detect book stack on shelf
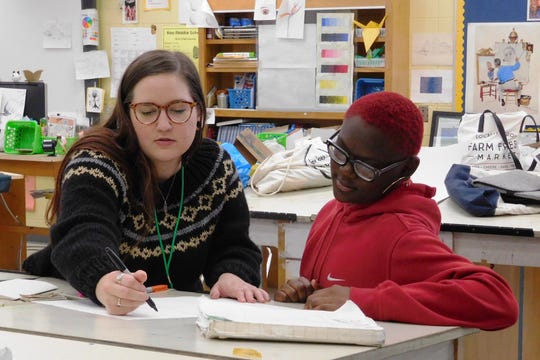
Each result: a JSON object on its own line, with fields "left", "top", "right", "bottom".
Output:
{"left": 216, "top": 120, "right": 275, "bottom": 144}
{"left": 211, "top": 52, "right": 258, "bottom": 69}
{"left": 216, "top": 26, "right": 257, "bottom": 39}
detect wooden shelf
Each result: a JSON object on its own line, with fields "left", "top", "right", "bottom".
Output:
{"left": 213, "top": 109, "right": 344, "bottom": 121}
{"left": 207, "top": 0, "right": 386, "bottom": 12}
{"left": 199, "top": 0, "right": 411, "bottom": 132}
{"left": 354, "top": 67, "right": 385, "bottom": 73}
{"left": 207, "top": 65, "right": 258, "bottom": 72}
{"left": 206, "top": 39, "right": 256, "bottom": 45}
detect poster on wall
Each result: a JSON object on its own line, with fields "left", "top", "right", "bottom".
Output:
{"left": 162, "top": 25, "right": 200, "bottom": 70}
{"left": 465, "top": 23, "right": 539, "bottom": 114}
{"left": 81, "top": 9, "right": 99, "bottom": 46}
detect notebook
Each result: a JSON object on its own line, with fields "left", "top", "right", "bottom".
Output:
{"left": 196, "top": 297, "right": 385, "bottom": 346}
{"left": 0, "top": 279, "right": 57, "bottom": 300}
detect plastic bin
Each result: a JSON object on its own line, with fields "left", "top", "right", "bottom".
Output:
{"left": 257, "top": 132, "right": 287, "bottom": 148}
{"left": 355, "top": 78, "right": 385, "bottom": 100}
{"left": 354, "top": 56, "right": 385, "bottom": 68}
{"left": 228, "top": 88, "right": 255, "bottom": 109}
{"left": 3, "top": 120, "right": 43, "bottom": 154}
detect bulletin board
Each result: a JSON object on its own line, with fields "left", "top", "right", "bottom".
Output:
{"left": 459, "top": 0, "right": 531, "bottom": 112}
{"left": 0, "top": 1, "right": 85, "bottom": 116}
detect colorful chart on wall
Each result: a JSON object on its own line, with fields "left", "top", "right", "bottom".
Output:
{"left": 315, "top": 12, "right": 353, "bottom": 109}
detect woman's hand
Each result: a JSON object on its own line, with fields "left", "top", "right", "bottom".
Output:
{"left": 274, "top": 277, "right": 318, "bottom": 303}
{"left": 305, "top": 285, "right": 350, "bottom": 311}
{"left": 209, "top": 273, "right": 270, "bottom": 303}
{"left": 96, "top": 270, "right": 150, "bottom": 315}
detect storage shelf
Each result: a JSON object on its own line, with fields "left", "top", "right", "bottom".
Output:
{"left": 206, "top": 39, "right": 256, "bottom": 45}
{"left": 213, "top": 109, "right": 344, "bottom": 121}
{"left": 207, "top": 65, "right": 258, "bottom": 72}
{"left": 354, "top": 67, "right": 385, "bottom": 73}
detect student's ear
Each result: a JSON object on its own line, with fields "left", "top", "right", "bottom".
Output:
{"left": 402, "top": 155, "right": 420, "bottom": 178}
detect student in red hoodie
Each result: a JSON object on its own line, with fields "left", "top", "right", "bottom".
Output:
{"left": 274, "top": 91, "right": 518, "bottom": 331}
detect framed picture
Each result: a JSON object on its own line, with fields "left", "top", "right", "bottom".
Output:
{"left": 429, "top": 111, "right": 463, "bottom": 146}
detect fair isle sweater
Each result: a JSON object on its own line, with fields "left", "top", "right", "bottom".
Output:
{"left": 46, "top": 139, "right": 261, "bottom": 304}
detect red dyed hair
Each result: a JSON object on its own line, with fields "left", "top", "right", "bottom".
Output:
{"left": 345, "top": 91, "right": 424, "bottom": 156}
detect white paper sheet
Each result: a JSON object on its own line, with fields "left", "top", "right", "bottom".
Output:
{"left": 74, "top": 50, "right": 110, "bottom": 80}
{"left": 413, "top": 144, "right": 465, "bottom": 203}
{"left": 258, "top": 24, "right": 316, "bottom": 68}
{"left": 0, "top": 279, "right": 57, "bottom": 300}
{"left": 37, "top": 296, "right": 201, "bottom": 320}
{"left": 257, "top": 68, "right": 316, "bottom": 110}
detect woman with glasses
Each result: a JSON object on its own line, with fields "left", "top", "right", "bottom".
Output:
{"left": 275, "top": 91, "right": 518, "bottom": 331}
{"left": 23, "top": 50, "right": 269, "bottom": 315}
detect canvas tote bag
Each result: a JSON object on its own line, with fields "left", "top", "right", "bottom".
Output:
{"left": 457, "top": 110, "right": 527, "bottom": 170}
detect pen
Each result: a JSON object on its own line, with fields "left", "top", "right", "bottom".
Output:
{"left": 146, "top": 284, "right": 169, "bottom": 293}
{"left": 105, "top": 247, "right": 158, "bottom": 312}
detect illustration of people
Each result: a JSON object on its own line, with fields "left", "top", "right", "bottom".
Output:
{"left": 124, "top": 0, "right": 136, "bottom": 22}
{"left": 486, "top": 61, "right": 497, "bottom": 81}
{"left": 496, "top": 48, "right": 521, "bottom": 106}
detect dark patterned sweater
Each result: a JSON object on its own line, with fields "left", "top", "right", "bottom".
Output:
{"left": 47, "top": 138, "right": 261, "bottom": 304}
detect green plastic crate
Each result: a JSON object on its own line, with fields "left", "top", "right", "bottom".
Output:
{"left": 3, "top": 120, "right": 43, "bottom": 154}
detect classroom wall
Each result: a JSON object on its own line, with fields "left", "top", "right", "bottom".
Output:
{"left": 0, "top": 0, "right": 85, "bottom": 117}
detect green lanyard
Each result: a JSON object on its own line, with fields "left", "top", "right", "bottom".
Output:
{"left": 153, "top": 166, "right": 184, "bottom": 289}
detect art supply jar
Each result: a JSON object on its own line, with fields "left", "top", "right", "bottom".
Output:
{"left": 217, "top": 90, "right": 228, "bottom": 108}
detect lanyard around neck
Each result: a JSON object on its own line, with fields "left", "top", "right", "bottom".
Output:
{"left": 153, "top": 166, "right": 184, "bottom": 289}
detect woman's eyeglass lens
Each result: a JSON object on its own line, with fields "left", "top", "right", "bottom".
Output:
{"left": 130, "top": 100, "right": 196, "bottom": 124}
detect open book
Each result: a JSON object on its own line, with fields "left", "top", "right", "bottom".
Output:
{"left": 196, "top": 297, "right": 385, "bottom": 346}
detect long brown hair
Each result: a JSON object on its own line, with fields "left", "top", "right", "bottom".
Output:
{"left": 46, "top": 50, "right": 207, "bottom": 225}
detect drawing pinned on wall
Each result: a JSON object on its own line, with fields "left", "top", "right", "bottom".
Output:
{"left": 410, "top": 69, "right": 453, "bottom": 103}
{"left": 0, "top": 88, "right": 26, "bottom": 151}
{"left": 276, "top": 0, "right": 305, "bottom": 39}
{"left": 81, "top": 9, "right": 99, "bottom": 46}
{"left": 86, "top": 87, "right": 105, "bottom": 113}
{"left": 179, "top": 0, "right": 219, "bottom": 28}
{"left": 123, "top": 0, "right": 138, "bottom": 24}
{"left": 43, "top": 20, "right": 72, "bottom": 49}
{"left": 412, "top": 33, "right": 454, "bottom": 66}
{"left": 254, "top": 0, "right": 276, "bottom": 21}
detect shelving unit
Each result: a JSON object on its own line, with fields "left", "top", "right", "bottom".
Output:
{"left": 198, "top": 0, "right": 410, "bottom": 129}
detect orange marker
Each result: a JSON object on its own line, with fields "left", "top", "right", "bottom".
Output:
{"left": 146, "top": 284, "right": 169, "bottom": 293}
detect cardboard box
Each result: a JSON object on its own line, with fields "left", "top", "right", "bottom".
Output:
{"left": 234, "top": 128, "right": 273, "bottom": 164}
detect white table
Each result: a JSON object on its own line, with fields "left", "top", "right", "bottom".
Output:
{"left": 0, "top": 277, "right": 475, "bottom": 360}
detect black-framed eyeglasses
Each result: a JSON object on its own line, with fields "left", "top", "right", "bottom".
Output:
{"left": 325, "top": 130, "right": 408, "bottom": 182}
{"left": 129, "top": 99, "right": 197, "bottom": 125}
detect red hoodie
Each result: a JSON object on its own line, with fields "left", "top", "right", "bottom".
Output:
{"left": 300, "top": 181, "right": 518, "bottom": 331}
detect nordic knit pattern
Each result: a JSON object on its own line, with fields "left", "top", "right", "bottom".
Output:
{"left": 48, "top": 138, "right": 261, "bottom": 304}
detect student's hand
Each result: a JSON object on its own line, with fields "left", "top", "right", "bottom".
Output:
{"left": 304, "top": 285, "right": 350, "bottom": 311}
{"left": 274, "top": 277, "right": 319, "bottom": 303}
{"left": 209, "top": 273, "right": 270, "bottom": 303}
{"left": 96, "top": 270, "right": 149, "bottom": 315}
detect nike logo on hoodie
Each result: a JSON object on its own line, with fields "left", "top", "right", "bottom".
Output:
{"left": 326, "top": 273, "right": 345, "bottom": 282}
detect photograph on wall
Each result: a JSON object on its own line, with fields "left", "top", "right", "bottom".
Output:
{"left": 465, "top": 23, "right": 539, "bottom": 114}
{"left": 528, "top": 0, "right": 540, "bottom": 21}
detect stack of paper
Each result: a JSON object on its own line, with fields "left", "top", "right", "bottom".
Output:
{"left": 0, "top": 279, "right": 57, "bottom": 300}
{"left": 196, "top": 297, "right": 385, "bottom": 346}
